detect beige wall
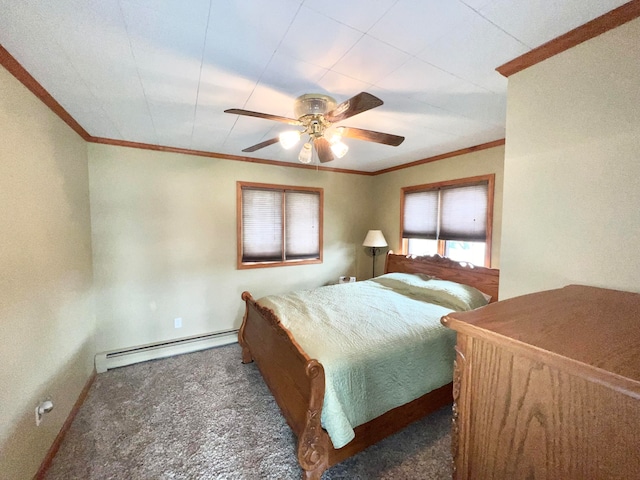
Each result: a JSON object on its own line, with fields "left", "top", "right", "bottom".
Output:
{"left": 373, "top": 145, "right": 505, "bottom": 269}
{"left": 0, "top": 67, "right": 95, "bottom": 478}
{"left": 89, "top": 143, "right": 505, "bottom": 354}
{"left": 89, "top": 144, "right": 374, "bottom": 353}
{"left": 500, "top": 18, "right": 640, "bottom": 299}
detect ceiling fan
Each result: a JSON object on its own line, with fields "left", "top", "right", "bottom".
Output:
{"left": 224, "top": 92, "right": 405, "bottom": 164}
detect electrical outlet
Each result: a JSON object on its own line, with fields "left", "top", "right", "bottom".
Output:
{"left": 35, "top": 400, "right": 54, "bottom": 426}
{"left": 174, "top": 317, "right": 182, "bottom": 329}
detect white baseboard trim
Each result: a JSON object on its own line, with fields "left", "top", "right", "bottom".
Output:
{"left": 95, "top": 329, "right": 238, "bottom": 373}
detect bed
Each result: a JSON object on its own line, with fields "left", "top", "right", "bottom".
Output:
{"left": 238, "top": 252, "right": 500, "bottom": 479}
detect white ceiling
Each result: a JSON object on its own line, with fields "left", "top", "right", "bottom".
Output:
{"left": 0, "top": 0, "right": 628, "bottom": 172}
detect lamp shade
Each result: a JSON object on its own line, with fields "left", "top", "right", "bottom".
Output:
{"left": 362, "top": 230, "right": 388, "bottom": 248}
{"left": 279, "top": 130, "right": 301, "bottom": 149}
{"left": 330, "top": 140, "right": 349, "bottom": 158}
{"left": 298, "top": 142, "right": 313, "bottom": 163}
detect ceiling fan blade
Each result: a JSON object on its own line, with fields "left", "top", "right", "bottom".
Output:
{"left": 339, "top": 126, "right": 405, "bottom": 146}
{"left": 324, "top": 92, "right": 383, "bottom": 123}
{"left": 241, "top": 137, "right": 280, "bottom": 152}
{"left": 224, "top": 108, "right": 301, "bottom": 126}
{"left": 314, "top": 137, "right": 334, "bottom": 163}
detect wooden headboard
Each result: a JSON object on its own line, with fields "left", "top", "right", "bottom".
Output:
{"left": 384, "top": 252, "right": 500, "bottom": 302}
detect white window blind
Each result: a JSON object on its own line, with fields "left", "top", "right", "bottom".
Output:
{"left": 403, "top": 181, "right": 488, "bottom": 242}
{"left": 403, "top": 190, "right": 439, "bottom": 239}
{"left": 285, "top": 191, "right": 320, "bottom": 259}
{"left": 240, "top": 185, "right": 321, "bottom": 265}
{"left": 440, "top": 183, "right": 488, "bottom": 241}
{"left": 242, "top": 188, "right": 283, "bottom": 262}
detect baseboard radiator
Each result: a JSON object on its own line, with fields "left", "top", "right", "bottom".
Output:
{"left": 95, "top": 329, "right": 239, "bottom": 373}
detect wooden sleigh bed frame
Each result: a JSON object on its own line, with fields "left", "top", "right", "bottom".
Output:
{"left": 238, "top": 253, "right": 500, "bottom": 479}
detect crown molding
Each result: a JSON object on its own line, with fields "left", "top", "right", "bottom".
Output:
{"left": 497, "top": 0, "right": 640, "bottom": 77}
{"left": 0, "top": 44, "right": 91, "bottom": 140}
{"left": 372, "top": 139, "right": 505, "bottom": 175}
{"left": 89, "top": 137, "right": 374, "bottom": 175}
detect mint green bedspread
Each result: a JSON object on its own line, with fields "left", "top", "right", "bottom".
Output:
{"left": 257, "top": 275, "right": 487, "bottom": 449}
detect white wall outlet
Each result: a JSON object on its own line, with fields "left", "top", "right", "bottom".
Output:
{"left": 35, "top": 400, "right": 54, "bottom": 426}
{"left": 174, "top": 317, "right": 182, "bottom": 329}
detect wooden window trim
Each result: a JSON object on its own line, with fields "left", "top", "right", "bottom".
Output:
{"left": 237, "top": 181, "right": 324, "bottom": 269}
{"left": 400, "top": 174, "right": 495, "bottom": 267}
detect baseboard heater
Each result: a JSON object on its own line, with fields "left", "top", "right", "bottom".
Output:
{"left": 95, "top": 329, "right": 238, "bottom": 373}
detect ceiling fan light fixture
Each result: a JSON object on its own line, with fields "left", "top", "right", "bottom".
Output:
{"left": 327, "top": 131, "right": 342, "bottom": 145}
{"left": 330, "top": 140, "right": 349, "bottom": 159}
{"left": 279, "top": 130, "right": 300, "bottom": 149}
{"left": 298, "top": 142, "right": 313, "bottom": 164}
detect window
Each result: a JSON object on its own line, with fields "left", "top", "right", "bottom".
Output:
{"left": 237, "top": 182, "right": 323, "bottom": 268}
{"left": 401, "top": 175, "right": 494, "bottom": 267}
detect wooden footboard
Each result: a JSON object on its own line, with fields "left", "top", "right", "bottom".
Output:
{"left": 239, "top": 291, "right": 331, "bottom": 478}
{"left": 239, "top": 291, "right": 453, "bottom": 479}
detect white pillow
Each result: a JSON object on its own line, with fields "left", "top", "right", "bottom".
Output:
{"left": 372, "top": 273, "right": 490, "bottom": 311}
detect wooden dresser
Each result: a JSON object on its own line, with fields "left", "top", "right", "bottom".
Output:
{"left": 441, "top": 284, "right": 640, "bottom": 480}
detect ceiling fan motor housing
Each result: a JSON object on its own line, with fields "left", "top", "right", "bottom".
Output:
{"left": 294, "top": 94, "right": 336, "bottom": 118}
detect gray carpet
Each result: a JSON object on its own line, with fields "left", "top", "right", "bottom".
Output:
{"left": 45, "top": 343, "right": 452, "bottom": 479}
